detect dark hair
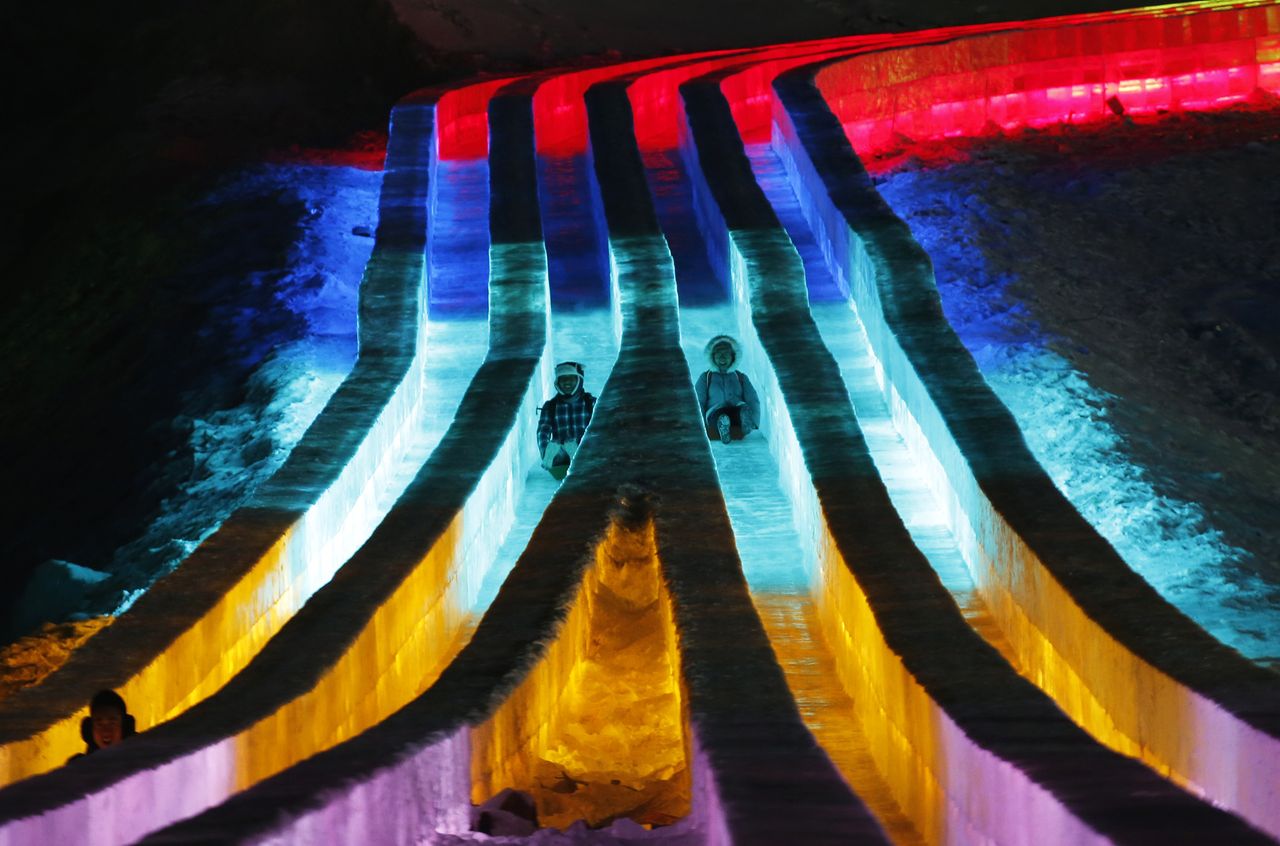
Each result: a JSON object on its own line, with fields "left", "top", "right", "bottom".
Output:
{"left": 90, "top": 689, "right": 127, "bottom": 715}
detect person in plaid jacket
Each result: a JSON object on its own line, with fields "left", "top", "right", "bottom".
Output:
{"left": 537, "top": 361, "right": 595, "bottom": 480}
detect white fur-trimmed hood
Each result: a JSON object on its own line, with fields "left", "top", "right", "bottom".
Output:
{"left": 703, "top": 334, "right": 742, "bottom": 372}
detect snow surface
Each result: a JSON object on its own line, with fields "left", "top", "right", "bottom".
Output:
{"left": 870, "top": 106, "right": 1280, "bottom": 668}
{"left": 425, "top": 814, "right": 702, "bottom": 845}
{"left": 101, "top": 164, "right": 377, "bottom": 613}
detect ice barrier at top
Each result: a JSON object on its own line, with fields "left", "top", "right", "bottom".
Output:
{"left": 7, "top": 1, "right": 1278, "bottom": 842}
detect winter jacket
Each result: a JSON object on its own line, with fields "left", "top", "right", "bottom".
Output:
{"left": 694, "top": 334, "right": 761, "bottom": 430}
{"left": 537, "top": 388, "right": 595, "bottom": 456}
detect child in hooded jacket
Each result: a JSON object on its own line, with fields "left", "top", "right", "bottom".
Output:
{"left": 695, "top": 335, "right": 761, "bottom": 443}
{"left": 68, "top": 689, "right": 137, "bottom": 762}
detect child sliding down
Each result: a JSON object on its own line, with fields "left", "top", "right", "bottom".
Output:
{"left": 695, "top": 335, "right": 760, "bottom": 444}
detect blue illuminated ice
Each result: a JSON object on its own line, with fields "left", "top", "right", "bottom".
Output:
{"left": 103, "top": 164, "right": 377, "bottom": 610}
{"left": 874, "top": 152, "right": 1280, "bottom": 667}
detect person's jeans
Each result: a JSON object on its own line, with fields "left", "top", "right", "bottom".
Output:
{"left": 704, "top": 405, "right": 749, "bottom": 440}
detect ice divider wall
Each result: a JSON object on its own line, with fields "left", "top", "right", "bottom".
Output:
{"left": 676, "top": 66, "right": 1276, "bottom": 844}
{"left": 768, "top": 14, "right": 1280, "bottom": 836}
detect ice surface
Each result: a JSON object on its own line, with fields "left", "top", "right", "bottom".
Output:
{"left": 472, "top": 311, "right": 618, "bottom": 614}
{"left": 425, "top": 814, "right": 703, "bottom": 845}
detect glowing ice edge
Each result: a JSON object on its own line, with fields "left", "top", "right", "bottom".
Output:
{"left": 769, "top": 14, "right": 1280, "bottom": 838}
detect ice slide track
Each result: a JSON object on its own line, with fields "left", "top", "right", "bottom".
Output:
{"left": 0, "top": 2, "right": 1277, "bottom": 843}
{"left": 131, "top": 75, "right": 889, "bottom": 845}
{"left": 148, "top": 20, "right": 1278, "bottom": 841}
{"left": 0, "top": 82, "right": 463, "bottom": 784}
{"left": 766, "top": 17, "right": 1280, "bottom": 837}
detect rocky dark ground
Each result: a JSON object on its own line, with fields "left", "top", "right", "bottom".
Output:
{"left": 1, "top": 0, "right": 440, "bottom": 636}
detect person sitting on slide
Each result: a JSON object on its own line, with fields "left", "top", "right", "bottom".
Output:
{"left": 695, "top": 335, "right": 761, "bottom": 444}
{"left": 69, "top": 689, "right": 137, "bottom": 762}
{"left": 537, "top": 361, "right": 595, "bottom": 480}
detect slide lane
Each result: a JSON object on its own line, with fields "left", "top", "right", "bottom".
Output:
{"left": 0, "top": 79, "right": 547, "bottom": 845}
{"left": 583, "top": 77, "right": 889, "bottom": 845}
{"left": 672, "top": 67, "right": 1271, "bottom": 844}
{"left": 676, "top": 300, "right": 924, "bottom": 846}
{"left": 768, "top": 6, "right": 1280, "bottom": 834}
{"left": 628, "top": 71, "right": 922, "bottom": 841}
{"left": 743, "top": 138, "right": 1018, "bottom": 672}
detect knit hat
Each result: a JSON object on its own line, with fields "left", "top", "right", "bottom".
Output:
{"left": 555, "top": 361, "right": 584, "bottom": 380}
{"left": 554, "top": 361, "right": 584, "bottom": 395}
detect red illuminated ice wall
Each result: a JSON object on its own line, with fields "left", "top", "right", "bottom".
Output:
{"left": 815, "top": 2, "right": 1280, "bottom": 154}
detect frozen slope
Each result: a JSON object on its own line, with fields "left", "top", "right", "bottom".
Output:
{"left": 870, "top": 114, "right": 1280, "bottom": 669}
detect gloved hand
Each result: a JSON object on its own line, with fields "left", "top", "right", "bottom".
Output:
{"left": 541, "top": 442, "right": 564, "bottom": 470}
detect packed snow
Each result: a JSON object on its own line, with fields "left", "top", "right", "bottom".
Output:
{"left": 100, "top": 163, "right": 376, "bottom": 613}
{"left": 871, "top": 103, "right": 1280, "bottom": 668}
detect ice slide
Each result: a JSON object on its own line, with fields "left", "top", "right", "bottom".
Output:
{"left": 766, "top": 19, "right": 1280, "bottom": 836}
{"left": 127, "top": 71, "right": 888, "bottom": 845}
{"left": 1, "top": 2, "right": 1278, "bottom": 843}
{"left": 0, "top": 78, "right": 562, "bottom": 843}
{"left": 0, "top": 81, "right": 496, "bottom": 787}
